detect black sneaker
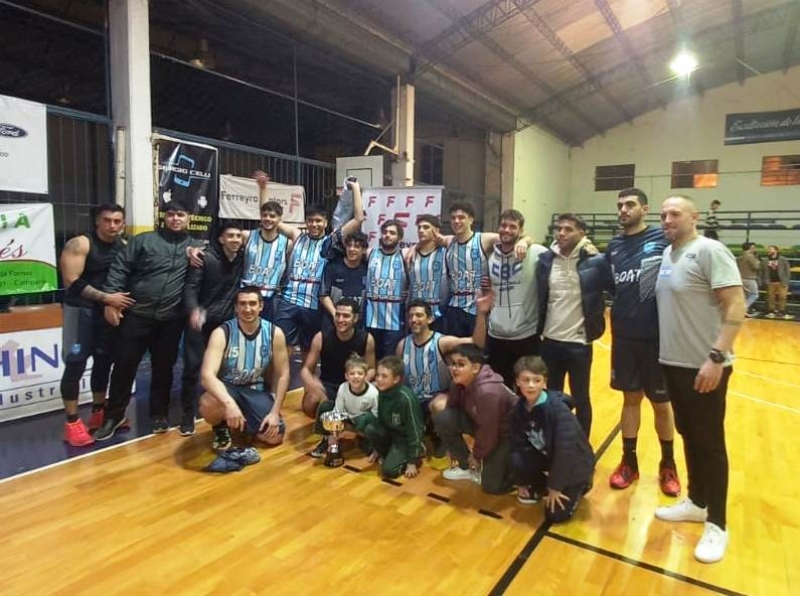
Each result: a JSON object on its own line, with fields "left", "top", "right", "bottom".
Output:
{"left": 151, "top": 417, "right": 169, "bottom": 434}
{"left": 212, "top": 424, "right": 233, "bottom": 451}
{"left": 179, "top": 412, "right": 196, "bottom": 437}
{"left": 309, "top": 438, "right": 328, "bottom": 458}
{"left": 95, "top": 417, "right": 126, "bottom": 442}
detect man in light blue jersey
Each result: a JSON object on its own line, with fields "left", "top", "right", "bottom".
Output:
{"left": 199, "top": 286, "right": 291, "bottom": 451}
{"left": 259, "top": 174, "right": 364, "bottom": 354}
{"left": 364, "top": 219, "right": 409, "bottom": 360}
{"left": 408, "top": 215, "right": 448, "bottom": 332}
{"left": 442, "top": 201, "right": 533, "bottom": 338}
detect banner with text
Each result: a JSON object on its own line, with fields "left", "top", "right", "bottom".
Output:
{"left": 219, "top": 175, "right": 306, "bottom": 224}
{"left": 362, "top": 186, "right": 442, "bottom": 248}
{"left": 0, "top": 327, "right": 93, "bottom": 422}
{"left": 154, "top": 135, "right": 218, "bottom": 239}
{"left": 0, "top": 203, "right": 56, "bottom": 296}
{"left": 724, "top": 108, "right": 800, "bottom": 145}
{"left": 0, "top": 94, "right": 48, "bottom": 194}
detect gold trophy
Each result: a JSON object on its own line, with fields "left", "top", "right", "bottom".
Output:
{"left": 320, "top": 410, "right": 346, "bottom": 467}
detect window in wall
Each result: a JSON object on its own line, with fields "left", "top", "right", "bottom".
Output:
{"left": 594, "top": 164, "right": 635, "bottom": 191}
{"left": 761, "top": 155, "right": 800, "bottom": 186}
{"left": 671, "top": 159, "right": 718, "bottom": 188}
{"left": 420, "top": 144, "right": 444, "bottom": 185}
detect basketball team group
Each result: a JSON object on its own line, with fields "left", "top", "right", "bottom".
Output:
{"left": 58, "top": 172, "right": 746, "bottom": 565}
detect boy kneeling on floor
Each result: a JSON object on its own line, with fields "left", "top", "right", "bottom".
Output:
{"left": 511, "top": 356, "right": 594, "bottom": 522}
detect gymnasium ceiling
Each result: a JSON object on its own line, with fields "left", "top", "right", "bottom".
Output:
{"left": 6, "top": 0, "right": 800, "bottom": 147}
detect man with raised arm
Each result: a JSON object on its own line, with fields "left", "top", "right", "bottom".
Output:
{"left": 407, "top": 215, "right": 448, "bottom": 331}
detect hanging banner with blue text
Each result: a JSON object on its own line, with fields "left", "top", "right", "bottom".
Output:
{"left": 0, "top": 203, "right": 57, "bottom": 296}
{"left": 153, "top": 135, "right": 218, "bottom": 239}
{"left": 724, "top": 108, "right": 800, "bottom": 145}
{"left": 219, "top": 174, "right": 306, "bottom": 224}
{"left": 0, "top": 94, "right": 48, "bottom": 194}
{"left": 361, "top": 186, "right": 443, "bottom": 249}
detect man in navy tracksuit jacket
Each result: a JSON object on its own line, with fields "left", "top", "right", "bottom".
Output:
{"left": 535, "top": 213, "right": 611, "bottom": 438}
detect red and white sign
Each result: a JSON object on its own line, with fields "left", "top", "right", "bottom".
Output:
{"left": 219, "top": 174, "right": 305, "bottom": 224}
{"left": 362, "top": 186, "right": 442, "bottom": 248}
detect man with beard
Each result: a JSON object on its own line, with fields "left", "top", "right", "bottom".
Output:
{"left": 320, "top": 231, "right": 368, "bottom": 335}
{"left": 486, "top": 209, "right": 548, "bottom": 388}
{"left": 261, "top": 174, "right": 364, "bottom": 354}
{"left": 407, "top": 215, "right": 448, "bottom": 331}
{"left": 654, "top": 195, "right": 744, "bottom": 564}
{"left": 299, "top": 297, "right": 375, "bottom": 418}
{"left": 760, "top": 245, "right": 791, "bottom": 319}
{"left": 535, "top": 213, "right": 611, "bottom": 439}
{"left": 443, "top": 201, "right": 532, "bottom": 337}
{"left": 180, "top": 222, "right": 245, "bottom": 437}
{"left": 96, "top": 201, "right": 202, "bottom": 440}
{"left": 606, "top": 189, "right": 680, "bottom": 497}
{"left": 59, "top": 204, "right": 133, "bottom": 446}
{"left": 364, "top": 219, "right": 409, "bottom": 360}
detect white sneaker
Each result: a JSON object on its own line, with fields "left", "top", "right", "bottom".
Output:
{"left": 694, "top": 522, "right": 729, "bottom": 563}
{"left": 766, "top": 312, "right": 777, "bottom": 319}
{"left": 654, "top": 498, "right": 707, "bottom": 523}
{"left": 443, "top": 466, "right": 480, "bottom": 484}
{"left": 783, "top": 313, "right": 794, "bottom": 320}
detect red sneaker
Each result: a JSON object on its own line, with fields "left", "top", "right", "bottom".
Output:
{"left": 64, "top": 420, "right": 95, "bottom": 447}
{"left": 659, "top": 462, "right": 682, "bottom": 497}
{"left": 87, "top": 409, "right": 105, "bottom": 431}
{"left": 609, "top": 460, "right": 639, "bottom": 489}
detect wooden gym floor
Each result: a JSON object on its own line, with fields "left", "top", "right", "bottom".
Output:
{"left": 1, "top": 318, "right": 798, "bottom": 596}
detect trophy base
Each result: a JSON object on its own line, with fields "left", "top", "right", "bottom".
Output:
{"left": 324, "top": 454, "right": 344, "bottom": 468}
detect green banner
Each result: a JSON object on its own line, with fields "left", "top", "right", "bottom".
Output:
{"left": 0, "top": 203, "right": 57, "bottom": 296}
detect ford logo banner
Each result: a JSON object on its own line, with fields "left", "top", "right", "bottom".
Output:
{"left": 0, "top": 123, "right": 28, "bottom": 138}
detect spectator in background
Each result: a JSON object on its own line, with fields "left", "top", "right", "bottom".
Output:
{"left": 760, "top": 245, "right": 792, "bottom": 319}
{"left": 736, "top": 242, "right": 761, "bottom": 317}
{"left": 703, "top": 199, "right": 721, "bottom": 240}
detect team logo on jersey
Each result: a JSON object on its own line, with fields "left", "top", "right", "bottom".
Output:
{"left": 471, "top": 248, "right": 481, "bottom": 260}
{"left": 260, "top": 345, "right": 269, "bottom": 358}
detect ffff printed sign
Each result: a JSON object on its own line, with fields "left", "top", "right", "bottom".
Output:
{"left": 0, "top": 203, "right": 57, "bottom": 296}
{"left": 219, "top": 174, "right": 306, "bottom": 224}
{"left": 724, "top": 108, "right": 800, "bottom": 145}
{"left": 153, "top": 135, "right": 218, "bottom": 239}
{"left": 361, "top": 186, "right": 442, "bottom": 248}
{"left": 0, "top": 94, "right": 48, "bottom": 194}
{"left": 0, "top": 327, "right": 92, "bottom": 423}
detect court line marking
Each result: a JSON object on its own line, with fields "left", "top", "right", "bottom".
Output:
{"left": 0, "top": 431, "right": 158, "bottom": 486}
{"left": 729, "top": 390, "right": 800, "bottom": 414}
{"left": 735, "top": 368, "right": 800, "bottom": 390}
{"left": 547, "top": 533, "right": 748, "bottom": 596}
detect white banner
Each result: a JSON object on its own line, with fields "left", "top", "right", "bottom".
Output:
{"left": 0, "top": 327, "right": 92, "bottom": 423}
{"left": 219, "top": 175, "right": 306, "bottom": 224}
{"left": 0, "top": 203, "right": 57, "bottom": 296}
{"left": 362, "top": 186, "right": 443, "bottom": 248}
{"left": 0, "top": 95, "right": 48, "bottom": 194}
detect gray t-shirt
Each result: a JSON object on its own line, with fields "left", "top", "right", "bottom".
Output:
{"left": 656, "top": 236, "right": 741, "bottom": 369}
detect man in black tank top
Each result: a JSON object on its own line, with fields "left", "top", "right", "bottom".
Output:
{"left": 59, "top": 204, "right": 134, "bottom": 446}
{"left": 298, "top": 298, "right": 376, "bottom": 417}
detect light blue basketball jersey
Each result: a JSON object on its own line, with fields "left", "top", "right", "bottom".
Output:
{"left": 220, "top": 318, "right": 274, "bottom": 390}
{"left": 365, "top": 249, "right": 407, "bottom": 330}
{"left": 408, "top": 246, "right": 446, "bottom": 320}
{"left": 281, "top": 233, "right": 327, "bottom": 309}
{"left": 446, "top": 232, "right": 487, "bottom": 315}
{"left": 402, "top": 332, "right": 450, "bottom": 400}
{"left": 242, "top": 232, "right": 289, "bottom": 298}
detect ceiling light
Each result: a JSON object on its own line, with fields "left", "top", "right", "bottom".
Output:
{"left": 670, "top": 51, "right": 698, "bottom": 77}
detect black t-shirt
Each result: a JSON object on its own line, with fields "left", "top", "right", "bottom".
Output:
{"left": 319, "top": 328, "right": 368, "bottom": 386}
{"left": 321, "top": 257, "right": 367, "bottom": 308}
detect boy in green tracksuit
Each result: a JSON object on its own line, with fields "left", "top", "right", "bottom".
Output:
{"left": 364, "top": 356, "right": 425, "bottom": 479}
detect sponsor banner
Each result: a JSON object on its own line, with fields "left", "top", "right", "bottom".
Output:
{"left": 0, "top": 327, "right": 92, "bottom": 422}
{"left": 724, "top": 108, "right": 800, "bottom": 145}
{"left": 0, "top": 94, "right": 48, "bottom": 194}
{"left": 361, "top": 187, "right": 442, "bottom": 248}
{"left": 219, "top": 175, "right": 306, "bottom": 224}
{"left": 0, "top": 203, "right": 57, "bottom": 296}
{"left": 153, "top": 136, "right": 218, "bottom": 239}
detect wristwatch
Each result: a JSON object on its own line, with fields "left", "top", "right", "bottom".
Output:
{"left": 708, "top": 349, "right": 726, "bottom": 364}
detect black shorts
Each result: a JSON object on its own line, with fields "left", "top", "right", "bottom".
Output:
{"left": 610, "top": 335, "right": 668, "bottom": 402}
{"left": 62, "top": 304, "right": 117, "bottom": 363}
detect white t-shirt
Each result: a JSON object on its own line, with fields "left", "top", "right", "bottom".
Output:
{"left": 656, "top": 236, "right": 741, "bottom": 369}
{"left": 334, "top": 381, "right": 379, "bottom": 419}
